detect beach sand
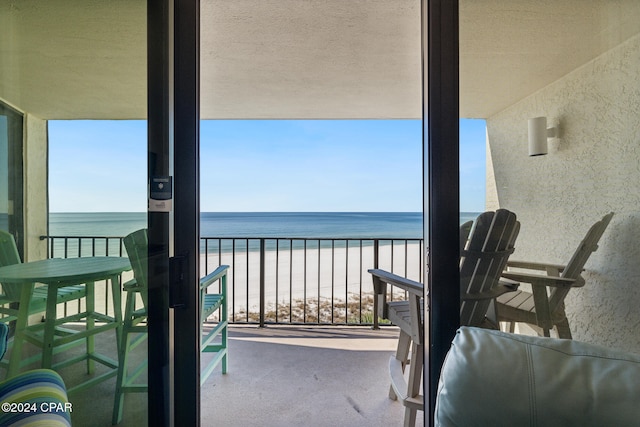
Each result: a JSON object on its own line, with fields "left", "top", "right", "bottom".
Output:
{"left": 199, "top": 241, "right": 423, "bottom": 322}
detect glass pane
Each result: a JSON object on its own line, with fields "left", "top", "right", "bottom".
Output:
{"left": 200, "top": 2, "right": 424, "bottom": 426}
{"left": 0, "top": 3, "right": 148, "bottom": 426}
{"left": 460, "top": 118, "right": 486, "bottom": 223}
{"left": 460, "top": 1, "right": 640, "bottom": 350}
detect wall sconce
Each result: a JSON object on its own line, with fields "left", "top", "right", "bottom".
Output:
{"left": 528, "top": 117, "right": 558, "bottom": 156}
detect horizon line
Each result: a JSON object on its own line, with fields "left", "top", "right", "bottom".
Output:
{"left": 48, "top": 210, "right": 483, "bottom": 214}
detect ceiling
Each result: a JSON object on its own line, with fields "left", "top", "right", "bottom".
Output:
{"left": 1, "top": 0, "right": 639, "bottom": 120}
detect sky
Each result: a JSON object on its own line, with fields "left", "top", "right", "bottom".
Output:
{"left": 48, "top": 119, "right": 486, "bottom": 213}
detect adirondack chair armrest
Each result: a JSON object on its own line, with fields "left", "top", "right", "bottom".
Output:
{"left": 501, "top": 271, "right": 577, "bottom": 288}
{"left": 501, "top": 272, "right": 581, "bottom": 330}
{"left": 506, "top": 260, "right": 584, "bottom": 280}
{"left": 499, "top": 277, "right": 520, "bottom": 290}
{"left": 200, "top": 265, "right": 229, "bottom": 292}
{"left": 367, "top": 269, "right": 423, "bottom": 297}
{"left": 460, "top": 282, "right": 518, "bottom": 301}
{"left": 506, "top": 260, "right": 569, "bottom": 274}
{"left": 123, "top": 278, "right": 140, "bottom": 291}
{"left": 368, "top": 269, "right": 423, "bottom": 322}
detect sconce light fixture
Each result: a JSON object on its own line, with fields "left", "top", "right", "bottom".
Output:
{"left": 528, "top": 116, "right": 558, "bottom": 156}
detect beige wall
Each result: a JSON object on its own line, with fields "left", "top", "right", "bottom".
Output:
{"left": 23, "top": 114, "right": 48, "bottom": 261}
{"left": 486, "top": 34, "right": 640, "bottom": 353}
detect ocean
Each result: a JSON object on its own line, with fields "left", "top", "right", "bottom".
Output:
{"left": 42, "top": 212, "right": 483, "bottom": 311}
{"left": 48, "top": 212, "right": 482, "bottom": 239}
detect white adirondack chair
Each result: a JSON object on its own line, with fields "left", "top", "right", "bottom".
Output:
{"left": 496, "top": 212, "right": 614, "bottom": 339}
{"left": 369, "top": 209, "right": 520, "bottom": 427}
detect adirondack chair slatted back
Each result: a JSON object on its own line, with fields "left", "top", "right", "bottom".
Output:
{"left": 122, "top": 228, "right": 149, "bottom": 311}
{"left": 547, "top": 212, "right": 613, "bottom": 313}
{"left": 460, "top": 220, "right": 473, "bottom": 251}
{"left": 459, "top": 209, "right": 520, "bottom": 326}
{"left": 0, "top": 230, "right": 24, "bottom": 301}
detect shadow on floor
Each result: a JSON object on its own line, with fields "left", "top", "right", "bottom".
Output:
{"left": 4, "top": 325, "right": 424, "bottom": 427}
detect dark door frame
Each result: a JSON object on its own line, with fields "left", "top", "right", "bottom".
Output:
{"left": 423, "top": 0, "right": 460, "bottom": 423}
{"left": 172, "top": 0, "right": 202, "bottom": 425}
{"left": 147, "top": 1, "right": 172, "bottom": 426}
{"left": 147, "top": 0, "right": 201, "bottom": 426}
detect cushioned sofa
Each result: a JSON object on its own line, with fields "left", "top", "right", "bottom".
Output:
{"left": 435, "top": 327, "right": 640, "bottom": 427}
{"left": 0, "top": 323, "right": 72, "bottom": 427}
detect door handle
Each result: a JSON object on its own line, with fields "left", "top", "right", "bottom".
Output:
{"left": 169, "top": 253, "right": 187, "bottom": 309}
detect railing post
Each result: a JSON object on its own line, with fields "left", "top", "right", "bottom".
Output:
{"left": 373, "top": 239, "right": 380, "bottom": 330}
{"left": 259, "top": 238, "right": 265, "bottom": 327}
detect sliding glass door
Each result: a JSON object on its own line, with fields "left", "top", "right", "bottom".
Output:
{"left": 1, "top": 2, "right": 155, "bottom": 425}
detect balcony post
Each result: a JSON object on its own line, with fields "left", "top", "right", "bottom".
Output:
{"left": 372, "top": 239, "right": 380, "bottom": 329}
{"left": 259, "top": 238, "right": 265, "bottom": 327}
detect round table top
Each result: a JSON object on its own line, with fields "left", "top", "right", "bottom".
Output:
{"left": 0, "top": 256, "right": 131, "bottom": 285}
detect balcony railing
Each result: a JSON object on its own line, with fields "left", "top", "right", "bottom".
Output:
{"left": 42, "top": 235, "right": 423, "bottom": 326}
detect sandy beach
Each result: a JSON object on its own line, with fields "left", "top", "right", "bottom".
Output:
{"left": 199, "top": 241, "right": 423, "bottom": 321}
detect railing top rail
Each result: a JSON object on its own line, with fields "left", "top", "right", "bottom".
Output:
{"left": 199, "top": 236, "right": 423, "bottom": 240}
{"left": 40, "top": 235, "right": 127, "bottom": 240}
{"left": 42, "top": 235, "right": 423, "bottom": 241}
{"left": 39, "top": 235, "right": 423, "bottom": 240}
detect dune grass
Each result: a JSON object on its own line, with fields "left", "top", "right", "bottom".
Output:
{"left": 234, "top": 293, "right": 397, "bottom": 325}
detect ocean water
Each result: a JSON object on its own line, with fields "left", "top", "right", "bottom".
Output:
{"left": 48, "top": 212, "right": 482, "bottom": 239}
{"left": 49, "top": 212, "right": 148, "bottom": 237}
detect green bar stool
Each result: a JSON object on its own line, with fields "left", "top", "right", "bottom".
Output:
{"left": 112, "top": 229, "right": 229, "bottom": 425}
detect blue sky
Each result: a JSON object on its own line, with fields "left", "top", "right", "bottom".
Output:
{"left": 48, "top": 119, "right": 486, "bottom": 212}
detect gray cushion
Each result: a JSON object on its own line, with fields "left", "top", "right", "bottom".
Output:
{"left": 435, "top": 327, "right": 640, "bottom": 427}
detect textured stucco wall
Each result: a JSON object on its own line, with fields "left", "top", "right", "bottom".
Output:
{"left": 23, "top": 114, "right": 48, "bottom": 262}
{"left": 486, "top": 34, "right": 640, "bottom": 354}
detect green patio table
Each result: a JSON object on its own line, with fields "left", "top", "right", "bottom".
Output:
{"left": 0, "top": 256, "right": 131, "bottom": 393}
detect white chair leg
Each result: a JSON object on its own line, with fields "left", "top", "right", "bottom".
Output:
{"left": 403, "top": 340, "right": 423, "bottom": 427}
{"left": 391, "top": 330, "right": 411, "bottom": 400}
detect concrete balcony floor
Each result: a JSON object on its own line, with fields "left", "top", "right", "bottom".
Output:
{"left": 8, "top": 325, "right": 425, "bottom": 427}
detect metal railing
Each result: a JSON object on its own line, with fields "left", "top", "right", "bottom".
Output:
{"left": 41, "top": 235, "right": 130, "bottom": 320}
{"left": 43, "top": 235, "right": 424, "bottom": 326}
{"left": 43, "top": 235, "right": 127, "bottom": 258}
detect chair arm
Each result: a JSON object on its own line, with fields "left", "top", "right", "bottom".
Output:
{"left": 367, "top": 269, "right": 423, "bottom": 297}
{"left": 499, "top": 277, "right": 520, "bottom": 289}
{"left": 123, "top": 278, "right": 141, "bottom": 291}
{"left": 506, "top": 260, "right": 569, "bottom": 272}
{"left": 200, "top": 265, "right": 229, "bottom": 291}
{"left": 461, "top": 282, "right": 518, "bottom": 301}
{"left": 501, "top": 271, "right": 577, "bottom": 288}
{"left": 501, "top": 272, "right": 580, "bottom": 330}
